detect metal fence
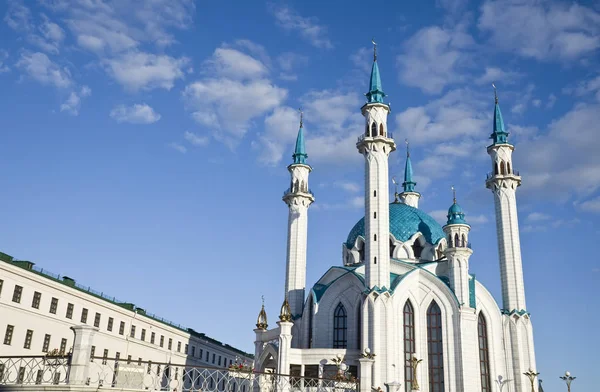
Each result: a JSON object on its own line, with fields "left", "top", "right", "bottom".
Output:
{"left": 0, "top": 354, "right": 359, "bottom": 392}
{"left": 0, "top": 355, "right": 71, "bottom": 385}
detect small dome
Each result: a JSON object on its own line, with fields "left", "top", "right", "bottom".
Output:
{"left": 447, "top": 202, "right": 467, "bottom": 225}
{"left": 346, "top": 202, "right": 445, "bottom": 248}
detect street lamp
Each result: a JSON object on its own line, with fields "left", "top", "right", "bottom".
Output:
{"left": 495, "top": 375, "right": 510, "bottom": 392}
{"left": 523, "top": 368, "right": 540, "bottom": 392}
{"left": 559, "top": 371, "right": 576, "bottom": 392}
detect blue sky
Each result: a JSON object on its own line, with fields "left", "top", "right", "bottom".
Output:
{"left": 1, "top": 0, "right": 599, "bottom": 389}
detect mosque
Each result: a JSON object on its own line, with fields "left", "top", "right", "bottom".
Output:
{"left": 252, "top": 46, "right": 538, "bottom": 392}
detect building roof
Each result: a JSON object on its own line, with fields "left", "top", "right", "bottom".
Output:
{"left": 345, "top": 202, "right": 445, "bottom": 248}
{"left": 292, "top": 124, "right": 307, "bottom": 165}
{"left": 446, "top": 202, "right": 468, "bottom": 225}
{"left": 0, "top": 250, "right": 253, "bottom": 358}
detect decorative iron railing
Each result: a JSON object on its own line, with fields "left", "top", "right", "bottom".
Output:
{"left": 0, "top": 355, "right": 359, "bottom": 392}
{"left": 0, "top": 354, "right": 71, "bottom": 385}
{"left": 85, "top": 357, "right": 358, "bottom": 392}
{"left": 283, "top": 188, "right": 315, "bottom": 197}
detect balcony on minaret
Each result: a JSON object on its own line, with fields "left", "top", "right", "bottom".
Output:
{"left": 357, "top": 131, "right": 394, "bottom": 144}
{"left": 283, "top": 186, "right": 314, "bottom": 198}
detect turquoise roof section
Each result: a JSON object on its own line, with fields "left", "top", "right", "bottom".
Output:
{"left": 469, "top": 274, "right": 476, "bottom": 308}
{"left": 490, "top": 100, "right": 509, "bottom": 145}
{"left": 402, "top": 153, "right": 416, "bottom": 192}
{"left": 365, "top": 60, "right": 386, "bottom": 104}
{"left": 292, "top": 124, "right": 307, "bottom": 164}
{"left": 346, "top": 202, "right": 445, "bottom": 248}
{"left": 447, "top": 202, "right": 468, "bottom": 225}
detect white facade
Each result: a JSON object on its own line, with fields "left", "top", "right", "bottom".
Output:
{"left": 0, "top": 255, "right": 253, "bottom": 367}
{"left": 253, "top": 52, "right": 538, "bottom": 392}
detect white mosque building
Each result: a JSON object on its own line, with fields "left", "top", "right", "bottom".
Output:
{"left": 253, "top": 47, "right": 538, "bottom": 392}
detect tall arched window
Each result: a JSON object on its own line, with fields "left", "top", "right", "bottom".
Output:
{"left": 462, "top": 234, "right": 467, "bottom": 248}
{"left": 403, "top": 301, "right": 415, "bottom": 392}
{"left": 500, "top": 161, "right": 506, "bottom": 175}
{"left": 427, "top": 301, "right": 444, "bottom": 392}
{"left": 379, "top": 123, "right": 384, "bottom": 136}
{"left": 454, "top": 233, "right": 460, "bottom": 248}
{"left": 507, "top": 162, "right": 511, "bottom": 174}
{"left": 333, "top": 303, "right": 347, "bottom": 348}
{"left": 478, "top": 313, "right": 491, "bottom": 392}
{"left": 371, "top": 122, "right": 377, "bottom": 137}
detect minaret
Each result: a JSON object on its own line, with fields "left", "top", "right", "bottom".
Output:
{"left": 282, "top": 110, "right": 314, "bottom": 318}
{"left": 398, "top": 140, "right": 420, "bottom": 208}
{"left": 485, "top": 87, "right": 526, "bottom": 313}
{"left": 357, "top": 41, "right": 396, "bottom": 290}
{"left": 486, "top": 86, "right": 537, "bottom": 392}
{"left": 442, "top": 188, "right": 473, "bottom": 307}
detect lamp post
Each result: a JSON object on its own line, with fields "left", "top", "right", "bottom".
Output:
{"left": 559, "top": 371, "right": 576, "bottom": 392}
{"left": 523, "top": 368, "right": 540, "bottom": 392}
{"left": 495, "top": 375, "right": 510, "bottom": 392}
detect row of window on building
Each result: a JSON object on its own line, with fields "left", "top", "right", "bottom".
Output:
{"left": 3, "top": 324, "right": 69, "bottom": 354}
{"left": 1, "top": 280, "right": 237, "bottom": 366}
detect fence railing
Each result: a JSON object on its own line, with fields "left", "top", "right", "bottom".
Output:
{"left": 0, "top": 355, "right": 71, "bottom": 386}
{"left": 357, "top": 132, "right": 394, "bottom": 143}
{"left": 0, "top": 355, "right": 359, "bottom": 392}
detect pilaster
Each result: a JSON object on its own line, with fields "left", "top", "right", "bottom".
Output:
{"left": 277, "top": 321, "right": 294, "bottom": 375}
{"left": 68, "top": 325, "right": 98, "bottom": 385}
{"left": 359, "top": 358, "right": 375, "bottom": 392}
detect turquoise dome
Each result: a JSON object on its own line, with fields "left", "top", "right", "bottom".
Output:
{"left": 447, "top": 202, "right": 467, "bottom": 225}
{"left": 345, "top": 202, "right": 445, "bottom": 248}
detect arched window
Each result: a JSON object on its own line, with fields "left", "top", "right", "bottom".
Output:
{"left": 333, "top": 303, "right": 347, "bottom": 348}
{"left": 448, "top": 235, "right": 453, "bottom": 248}
{"left": 374, "top": 190, "right": 377, "bottom": 197}
{"left": 403, "top": 301, "right": 415, "bottom": 392}
{"left": 462, "top": 234, "right": 467, "bottom": 248}
{"left": 412, "top": 240, "right": 423, "bottom": 259}
{"left": 454, "top": 233, "right": 460, "bottom": 248}
{"left": 494, "top": 163, "right": 499, "bottom": 175}
{"left": 371, "top": 122, "right": 377, "bottom": 137}
{"left": 478, "top": 313, "right": 491, "bottom": 392}
{"left": 379, "top": 123, "right": 384, "bottom": 136}
{"left": 365, "top": 124, "right": 369, "bottom": 136}
{"left": 374, "top": 234, "right": 377, "bottom": 241}
{"left": 507, "top": 162, "right": 511, "bottom": 174}
{"left": 427, "top": 301, "right": 444, "bottom": 392}
{"left": 500, "top": 161, "right": 506, "bottom": 175}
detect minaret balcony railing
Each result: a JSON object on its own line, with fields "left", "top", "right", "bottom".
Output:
{"left": 357, "top": 132, "right": 394, "bottom": 143}
{"left": 486, "top": 170, "right": 520, "bottom": 180}
{"left": 283, "top": 188, "right": 314, "bottom": 197}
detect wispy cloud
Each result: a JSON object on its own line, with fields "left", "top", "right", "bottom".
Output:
{"left": 15, "top": 51, "right": 72, "bottom": 88}
{"left": 60, "top": 86, "right": 91, "bottom": 116}
{"left": 110, "top": 103, "right": 161, "bottom": 124}
{"left": 270, "top": 5, "right": 333, "bottom": 49}
{"left": 168, "top": 142, "right": 187, "bottom": 154}
{"left": 184, "top": 131, "right": 209, "bottom": 147}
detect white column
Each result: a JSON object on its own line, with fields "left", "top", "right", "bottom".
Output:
{"left": 283, "top": 164, "right": 314, "bottom": 317}
{"left": 69, "top": 325, "right": 98, "bottom": 385}
{"left": 359, "top": 358, "right": 375, "bottom": 392}
{"left": 277, "top": 321, "right": 294, "bottom": 375}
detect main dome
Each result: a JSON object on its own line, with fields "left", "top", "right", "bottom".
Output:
{"left": 345, "top": 202, "right": 445, "bottom": 248}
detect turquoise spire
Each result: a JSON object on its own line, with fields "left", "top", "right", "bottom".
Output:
{"left": 366, "top": 40, "right": 386, "bottom": 104}
{"left": 402, "top": 140, "right": 416, "bottom": 192}
{"left": 447, "top": 187, "right": 468, "bottom": 225}
{"left": 292, "top": 109, "right": 307, "bottom": 165}
{"left": 490, "top": 84, "right": 509, "bottom": 145}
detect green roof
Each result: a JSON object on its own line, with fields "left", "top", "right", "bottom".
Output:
{"left": 0, "top": 251, "right": 253, "bottom": 358}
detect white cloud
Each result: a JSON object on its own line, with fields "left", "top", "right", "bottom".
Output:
{"left": 578, "top": 196, "right": 600, "bottom": 213}
{"left": 254, "top": 106, "right": 301, "bottom": 166}
{"left": 334, "top": 181, "right": 360, "bottom": 193}
{"left": 4, "top": 0, "right": 32, "bottom": 32}
{"left": 60, "top": 85, "right": 91, "bottom": 116}
{"left": 168, "top": 142, "right": 187, "bottom": 153}
{"left": 546, "top": 94, "right": 557, "bottom": 109}
{"left": 349, "top": 47, "right": 372, "bottom": 74}
{"left": 270, "top": 5, "right": 333, "bottom": 49}
{"left": 15, "top": 51, "right": 72, "bottom": 88}
{"left": 105, "top": 52, "right": 189, "bottom": 91}
{"left": 532, "top": 99, "right": 542, "bottom": 107}
{"left": 110, "top": 103, "right": 161, "bottom": 124}
{"left": 277, "top": 52, "right": 308, "bottom": 81}
{"left": 0, "top": 50, "right": 9, "bottom": 73}
{"left": 526, "top": 212, "right": 551, "bottom": 222}
{"left": 478, "top": 0, "right": 600, "bottom": 61}
{"left": 205, "top": 48, "right": 268, "bottom": 81}
{"left": 476, "top": 67, "right": 523, "bottom": 86}
{"left": 184, "top": 131, "right": 209, "bottom": 146}
{"left": 563, "top": 75, "right": 600, "bottom": 102}
{"left": 397, "top": 26, "right": 475, "bottom": 94}
{"left": 429, "top": 210, "right": 448, "bottom": 225}
{"left": 468, "top": 214, "right": 489, "bottom": 224}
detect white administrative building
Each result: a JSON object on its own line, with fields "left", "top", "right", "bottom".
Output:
{"left": 253, "top": 48, "right": 537, "bottom": 392}
{"left": 0, "top": 252, "right": 253, "bottom": 367}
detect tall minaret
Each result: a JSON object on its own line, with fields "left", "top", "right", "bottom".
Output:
{"left": 398, "top": 141, "right": 420, "bottom": 208}
{"left": 485, "top": 87, "right": 526, "bottom": 313}
{"left": 357, "top": 41, "right": 396, "bottom": 290}
{"left": 485, "top": 86, "right": 537, "bottom": 392}
{"left": 283, "top": 111, "right": 314, "bottom": 318}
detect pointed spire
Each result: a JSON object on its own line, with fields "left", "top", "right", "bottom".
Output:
{"left": 490, "top": 83, "right": 509, "bottom": 145}
{"left": 292, "top": 108, "right": 308, "bottom": 164}
{"left": 402, "top": 139, "right": 416, "bottom": 192}
{"left": 256, "top": 296, "right": 268, "bottom": 330}
{"left": 366, "top": 39, "right": 386, "bottom": 104}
